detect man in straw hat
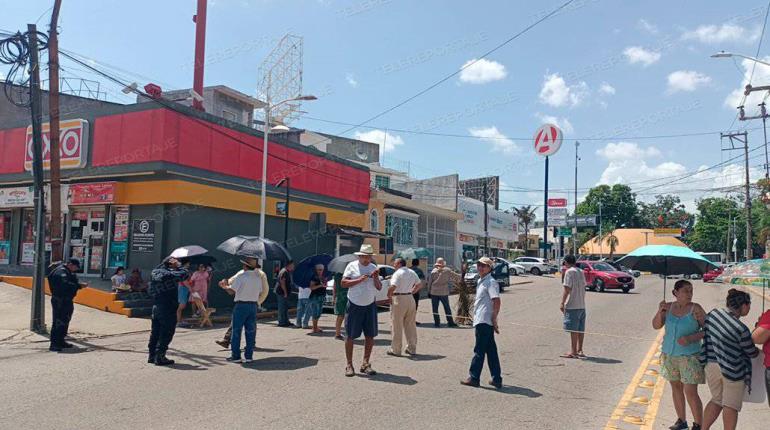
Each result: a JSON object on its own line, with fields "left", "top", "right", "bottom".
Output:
{"left": 218, "top": 257, "right": 269, "bottom": 363}
{"left": 341, "top": 244, "right": 382, "bottom": 377}
{"left": 427, "top": 257, "right": 462, "bottom": 328}
{"left": 461, "top": 256, "right": 502, "bottom": 389}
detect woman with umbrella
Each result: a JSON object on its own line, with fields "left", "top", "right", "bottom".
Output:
{"left": 651, "top": 280, "right": 706, "bottom": 430}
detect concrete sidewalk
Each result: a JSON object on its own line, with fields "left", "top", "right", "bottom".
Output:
{"left": 0, "top": 282, "right": 149, "bottom": 345}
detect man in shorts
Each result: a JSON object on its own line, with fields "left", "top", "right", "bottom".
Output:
{"left": 560, "top": 255, "right": 586, "bottom": 359}
{"left": 332, "top": 272, "right": 347, "bottom": 340}
{"left": 341, "top": 244, "right": 382, "bottom": 377}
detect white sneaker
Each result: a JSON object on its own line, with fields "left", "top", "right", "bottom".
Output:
{"left": 244, "top": 358, "right": 254, "bottom": 363}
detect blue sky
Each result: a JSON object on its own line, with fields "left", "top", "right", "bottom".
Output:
{"left": 3, "top": 0, "right": 770, "bottom": 215}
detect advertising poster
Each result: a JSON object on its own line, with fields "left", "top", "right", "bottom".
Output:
{"left": 0, "top": 241, "right": 10, "bottom": 265}
{"left": 21, "top": 242, "right": 34, "bottom": 265}
{"left": 90, "top": 246, "right": 103, "bottom": 271}
{"left": 108, "top": 241, "right": 127, "bottom": 268}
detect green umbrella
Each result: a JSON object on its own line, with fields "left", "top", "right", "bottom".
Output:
{"left": 396, "top": 247, "right": 433, "bottom": 260}
{"left": 616, "top": 245, "right": 718, "bottom": 298}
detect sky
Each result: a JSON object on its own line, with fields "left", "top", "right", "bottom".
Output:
{"left": 3, "top": 0, "right": 770, "bottom": 217}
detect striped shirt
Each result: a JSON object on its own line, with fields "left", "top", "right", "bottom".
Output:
{"left": 700, "top": 308, "right": 759, "bottom": 384}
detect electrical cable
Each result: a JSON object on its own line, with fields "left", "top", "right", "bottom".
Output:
{"left": 0, "top": 30, "right": 49, "bottom": 107}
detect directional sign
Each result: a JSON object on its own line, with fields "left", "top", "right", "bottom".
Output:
{"left": 558, "top": 227, "right": 572, "bottom": 237}
{"left": 533, "top": 123, "right": 563, "bottom": 157}
{"left": 565, "top": 215, "right": 597, "bottom": 227}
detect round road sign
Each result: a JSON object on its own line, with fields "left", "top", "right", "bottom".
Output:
{"left": 533, "top": 123, "right": 563, "bottom": 157}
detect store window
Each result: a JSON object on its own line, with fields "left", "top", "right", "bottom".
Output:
{"left": 0, "top": 212, "right": 10, "bottom": 264}
{"left": 20, "top": 209, "right": 35, "bottom": 265}
{"left": 69, "top": 207, "right": 106, "bottom": 275}
{"left": 370, "top": 209, "right": 379, "bottom": 232}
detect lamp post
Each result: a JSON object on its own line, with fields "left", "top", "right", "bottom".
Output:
{"left": 275, "top": 177, "right": 290, "bottom": 248}
{"left": 258, "top": 95, "right": 317, "bottom": 243}
{"left": 711, "top": 51, "right": 770, "bottom": 67}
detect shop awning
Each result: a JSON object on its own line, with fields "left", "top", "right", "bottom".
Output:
{"left": 336, "top": 228, "right": 391, "bottom": 239}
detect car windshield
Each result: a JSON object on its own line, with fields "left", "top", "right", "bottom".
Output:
{"left": 592, "top": 263, "right": 615, "bottom": 271}
{"left": 467, "top": 265, "right": 478, "bottom": 274}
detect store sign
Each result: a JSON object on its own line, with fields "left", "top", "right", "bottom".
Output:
{"left": 69, "top": 182, "right": 116, "bottom": 205}
{"left": 276, "top": 201, "right": 287, "bottom": 216}
{"left": 654, "top": 228, "right": 682, "bottom": 237}
{"left": 25, "top": 119, "right": 89, "bottom": 171}
{"left": 547, "top": 198, "right": 567, "bottom": 207}
{"left": 131, "top": 219, "right": 156, "bottom": 252}
{"left": 458, "top": 233, "right": 477, "bottom": 244}
{"left": 0, "top": 187, "right": 33, "bottom": 207}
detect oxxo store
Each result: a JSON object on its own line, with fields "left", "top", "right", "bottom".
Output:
{"left": 0, "top": 182, "right": 128, "bottom": 276}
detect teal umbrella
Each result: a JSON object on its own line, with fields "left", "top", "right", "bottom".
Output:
{"left": 616, "top": 245, "right": 718, "bottom": 298}
{"left": 396, "top": 247, "right": 433, "bottom": 260}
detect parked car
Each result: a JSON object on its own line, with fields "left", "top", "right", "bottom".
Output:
{"left": 577, "top": 261, "right": 635, "bottom": 293}
{"left": 493, "top": 257, "right": 526, "bottom": 276}
{"left": 464, "top": 261, "right": 511, "bottom": 291}
{"left": 605, "top": 260, "right": 641, "bottom": 278}
{"left": 513, "top": 256, "right": 558, "bottom": 276}
{"left": 702, "top": 266, "right": 724, "bottom": 283}
{"left": 324, "top": 264, "right": 395, "bottom": 309}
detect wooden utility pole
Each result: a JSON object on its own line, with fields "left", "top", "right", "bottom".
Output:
{"left": 48, "top": 0, "right": 64, "bottom": 263}
{"left": 721, "top": 131, "right": 752, "bottom": 261}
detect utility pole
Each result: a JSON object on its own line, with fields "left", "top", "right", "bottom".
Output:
{"left": 28, "top": 25, "right": 47, "bottom": 333}
{"left": 573, "top": 141, "right": 580, "bottom": 255}
{"left": 48, "top": 0, "right": 64, "bottom": 263}
{"left": 598, "top": 201, "right": 603, "bottom": 259}
{"left": 738, "top": 85, "right": 770, "bottom": 177}
{"left": 721, "top": 131, "right": 752, "bottom": 261}
{"left": 483, "top": 181, "right": 489, "bottom": 254}
{"left": 191, "top": 0, "right": 207, "bottom": 111}
{"left": 543, "top": 156, "right": 549, "bottom": 259}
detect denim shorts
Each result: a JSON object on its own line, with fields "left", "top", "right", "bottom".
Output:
{"left": 345, "top": 301, "right": 378, "bottom": 339}
{"left": 563, "top": 308, "right": 586, "bottom": 332}
{"left": 178, "top": 286, "right": 189, "bottom": 304}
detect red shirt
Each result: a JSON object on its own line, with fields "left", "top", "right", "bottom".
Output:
{"left": 760, "top": 310, "right": 770, "bottom": 368}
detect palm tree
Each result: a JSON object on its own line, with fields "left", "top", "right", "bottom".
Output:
{"left": 514, "top": 206, "right": 537, "bottom": 254}
{"left": 598, "top": 230, "right": 620, "bottom": 259}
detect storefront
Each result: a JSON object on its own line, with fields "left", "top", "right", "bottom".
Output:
{"left": 456, "top": 197, "right": 518, "bottom": 263}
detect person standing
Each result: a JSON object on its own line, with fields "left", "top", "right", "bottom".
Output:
{"left": 387, "top": 258, "right": 419, "bottom": 357}
{"left": 652, "top": 280, "right": 706, "bottom": 430}
{"left": 295, "top": 282, "right": 312, "bottom": 329}
{"left": 701, "top": 289, "right": 759, "bottom": 430}
{"left": 47, "top": 258, "right": 87, "bottom": 352}
{"left": 219, "top": 258, "right": 267, "bottom": 363}
{"left": 214, "top": 262, "right": 269, "bottom": 349}
{"left": 461, "top": 257, "right": 502, "bottom": 389}
{"left": 427, "top": 257, "right": 461, "bottom": 328}
{"left": 308, "top": 264, "right": 327, "bottom": 334}
{"left": 410, "top": 259, "right": 425, "bottom": 324}
{"left": 147, "top": 257, "right": 190, "bottom": 365}
{"left": 342, "top": 244, "right": 382, "bottom": 377}
{"left": 751, "top": 308, "right": 770, "bottom": 408}
{"left": 332, "top": 272, "right": 347, "bottom": 340}
{"left": 275, "top": 260, "right": 295, "bottom": 328}
{"left": 560, "top": 255, "right": 586, "bottom": 359}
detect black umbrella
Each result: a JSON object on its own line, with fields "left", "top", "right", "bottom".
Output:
{"left": 179, "top": 255, "right": 217, "bottom": 267}
{"left": 216, "top": 235, "right": 292, "bottom": 262}
{"left": 328, "top": 254, "right": 357, "bottom": 273}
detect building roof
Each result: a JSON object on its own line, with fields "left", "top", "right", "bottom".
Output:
{"left": 579, "top": 228, "right": 687, "bottom": 256}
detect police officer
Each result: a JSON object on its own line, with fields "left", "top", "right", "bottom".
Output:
{"left": 147, "top": 257, "right": 190, "bottom": 366}
{"left": 47, "top": 258, "right": 86, "bottom": 352}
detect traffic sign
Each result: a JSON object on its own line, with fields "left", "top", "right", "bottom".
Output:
{"left": 558, "top": 227, "right": 572, "bottom": 237}
{"left": 533, "top": 123, "right": 563, "bottom": 157}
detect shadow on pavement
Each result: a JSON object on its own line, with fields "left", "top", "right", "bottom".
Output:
{"left": 364, "top": 372, "right": 418, "bottom": 385}
{"left": 481, "top": 384, "right": 543, "bottom": 397}
{"left": 167, "top": 363, "right": 207, "bottom": 371}
{"left": 408, "top": 353, "right": 445, "bottom": 362}
{"left": 352, "top": 338, "right": 391, "bottom": 346}
{"left": 582, "top": 356, "right": 622, "bottom": 364}
{"left": 243, "top": 356, "right": 319, "bottom": 371}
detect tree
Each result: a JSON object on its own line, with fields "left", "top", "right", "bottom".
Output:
{"left": 688, "top": 197, "right": 742, "bottom": 254}
{"left": 598, "top": 230, "right": 620, "bottom": 259}
{"left": 637, "top": 194, "right": 694, "bottom": 231}
{"left": 576, "top": 184, "right": 639, "bottom": 230}
{"left": 514, "top": 206, "right": 537, "bottom": 253}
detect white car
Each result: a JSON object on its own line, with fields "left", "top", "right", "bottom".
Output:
{"left": 513, "top": 257, "right": 557, "bottom": 276}
{"left": 324, "top": 264, "right": 395, "bottom": 309}
{"left": 494, "top": 257, "right": 526, "bottom": 276}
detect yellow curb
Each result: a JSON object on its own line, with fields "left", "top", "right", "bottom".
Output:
{"left": 631, "top": 396, "right": 650, "bottom": 405}
{"left": 638, "top": 380, "right": 655, "bottom": 388}
{"left": 623, "top": 415, "right": 644, "bottom": 425}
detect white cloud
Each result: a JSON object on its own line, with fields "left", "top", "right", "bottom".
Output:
{"left": 468, "top": 126, "right": 518, "bottom": 154}
{"left": 538, "top": 73, "right": 588, "bottom": 108}
{"left": 596, "top": 142, "right": 662, "bottom": 161}
{"left": 345, "top": 73, "right": 358, "bottom": 88}
{"left": 638, "top": 19, "right": 658, "bottom": 34}
{"left": 666, "top": 70, "right": 711, "bottom": 93}
{"left": 459, "top": 58, "right": 507, "bottom": 84}
{"left": 682, "top": 24, "right": 758, "bottom": 44}
{"left": 599, "top": 83, "right": 616, "bottom": 95}
{"left": 353, "top": 129, "right": 404, "bottom": 155}
{"left": 535, "top": 113, "right": 574, "bottom": 134}
{"left": 724, "top": 56, "right": 770, "bottom": 111}
{"left": 623, "top": 46, "right": 661, "bottom": 66}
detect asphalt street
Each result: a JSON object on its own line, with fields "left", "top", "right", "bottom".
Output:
{"left": 0, "top": 276, "right": 767, "bottom": 429}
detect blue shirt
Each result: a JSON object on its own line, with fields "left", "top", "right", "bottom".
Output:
{"left": 661, "top": 305, "right": 701, "bottom": 356}
{"left": 473, "top": 273, "right": 500, "bottom": 327}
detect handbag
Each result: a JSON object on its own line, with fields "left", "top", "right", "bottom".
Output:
{"left": 744, "top": 351, "right": 767, "bottom": 404}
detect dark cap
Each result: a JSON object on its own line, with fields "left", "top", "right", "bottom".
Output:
{"left": 67, "top": 258, "right": 81, "bottom": 268}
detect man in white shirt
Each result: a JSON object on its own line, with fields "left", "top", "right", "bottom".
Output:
{"left": 461, "top": 257, "right": 502, "bottom": 389}
{"left": 219, "top": 257, "right": 268, "bottom": 363}
{"left": 560, "top": 255, "right": 586, "bottom": 359}
{"left": 341, "top": 244, "right": 382, "bottom": 377}
{"left": 387, "top": 258, "right": 420, "bottom": 357}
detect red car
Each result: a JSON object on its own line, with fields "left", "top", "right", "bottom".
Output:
{"left": 576, "top": 261, "right": 635, "bottom": 293}
{"left": 702, "top": 266, "right": 724, "bottom": 282}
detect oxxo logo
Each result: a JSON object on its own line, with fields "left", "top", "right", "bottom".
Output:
{"left": 25, "top": 119, "right": 89, "bottom": 171}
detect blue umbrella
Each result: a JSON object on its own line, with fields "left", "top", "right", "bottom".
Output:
{"left": 616, "top": 245, "right": 718, "bottom": 298}
{"left": 294, "top": 254, "right": 333, "bottom": 289}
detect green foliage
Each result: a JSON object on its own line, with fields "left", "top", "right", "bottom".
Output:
{"left": 688, "top": 197, "right": 742, "bottom": 253}
{"left": 575, "top": 184, "right": 638, "bottom": 231}
{"left": 514, "top": 205, "right": 537, "bottom": 252}
{"left": 637, "top": 194, "right": 693, "bottom": 230}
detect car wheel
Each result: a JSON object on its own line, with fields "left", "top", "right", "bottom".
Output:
{"left": 530, "top": 267, "right": 541, "bottom": 276}
{"left": 622, "top": 287, "right": 630, "bottom": 294}
{"left": 587, "top": 285, "right": 596, "bottom": 292}
{"left": 594, "top": 279, "right": 605, "bottom": 292}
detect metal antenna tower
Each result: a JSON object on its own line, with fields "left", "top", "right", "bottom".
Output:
{"left": 256, "top": 34, "right": 304, "bottom": 126}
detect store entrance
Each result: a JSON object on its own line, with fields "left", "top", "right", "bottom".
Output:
{"left": 69, "top": 207, "right": 106, "bottom": 276}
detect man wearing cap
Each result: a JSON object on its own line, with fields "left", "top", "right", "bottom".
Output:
{"left": 387, "top": 258, "right": 420, "bottom": 357}
{"left": 47, "top": 258, "right": 87, "bottom": 352}
{"left": 147, "top": 257, "right": 191, "bottom": 366}
{"left": 219, "top": 257, "right": 269, "bottom": 363}
{"left": 341, "top": 244, "right": 382, "bottom": 377}
{"left": 461, "top": 257, "right": 502, "bottom": 389}
{"left": 427, "top": 257, "right": 462, "bottom": 328}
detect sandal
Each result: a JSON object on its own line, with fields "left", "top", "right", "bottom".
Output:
{"left": 345, "top": 364, "right": 355, "bottom": 377}
{"left": 577, "top": 351, "right": 586, "bottom": 358}
{"left": 560, "top": 353, "right": 580, "bottom": 359}
{"left": 360, "top": 362, "right": 377, "bottom": 376}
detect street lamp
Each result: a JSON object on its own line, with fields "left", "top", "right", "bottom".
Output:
{"left": 711, "top": 51, "right": 770, "bottom": 67}
{"left": 258, "top": 94, "right": 317, "bottom": 244}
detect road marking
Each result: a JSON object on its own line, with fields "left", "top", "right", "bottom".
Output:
{"left": 603, "top": 330, "right": 665, "bottom": 430}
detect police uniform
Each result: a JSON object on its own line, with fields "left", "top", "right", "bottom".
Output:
{"left": 46, "top": 262, "right": 82, "bottom": 351}
{"left": 147, "top": 262, "right": 190, "bottom": 365}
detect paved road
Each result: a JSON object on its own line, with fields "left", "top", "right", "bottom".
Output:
{"left": 0, "top": 276, "right": 767, "bottom": 429}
